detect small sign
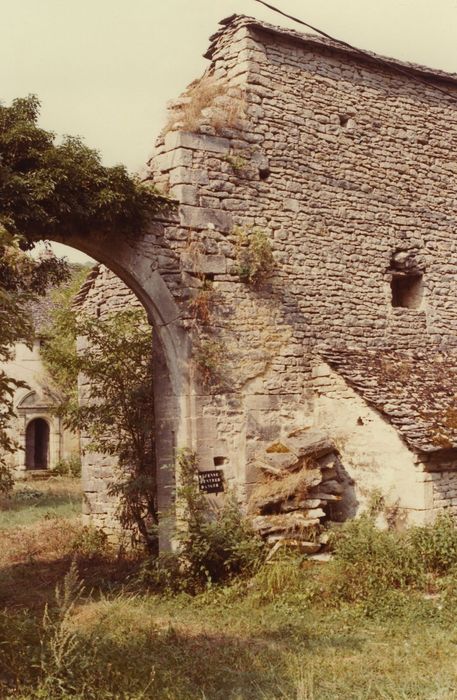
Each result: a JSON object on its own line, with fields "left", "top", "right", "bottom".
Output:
{"left": 198, "top": 469, "right": 225, "bottom": 494}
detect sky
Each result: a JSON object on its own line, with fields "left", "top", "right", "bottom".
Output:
{"left": 3, "top": 0, "right": 457, "bottom": 262}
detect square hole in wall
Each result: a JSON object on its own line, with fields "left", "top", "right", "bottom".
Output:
{"left": 391, "top": 273, "right": 424, "bottom": 309}
{"left": 213, "top": 456, "right": 227, "bottom": 467}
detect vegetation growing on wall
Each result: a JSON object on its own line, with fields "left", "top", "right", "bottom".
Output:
{"left": 234, "top": 226, "right": 275, "bottom": 287}
{"left": 165, "top": 76, "right": 244, "bottom": 135}
{"left": 194, "top": 338, "right": 225, "bottom": 389}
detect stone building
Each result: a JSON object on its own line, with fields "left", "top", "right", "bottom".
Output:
{"left": 0, "top": 295, "right": 79, "bottom": 476}
{"left": 72, "top": 264, "right": 146, "bottom": 532}
{"left": 46, "top": 14, "right": 457, "bottom": 541}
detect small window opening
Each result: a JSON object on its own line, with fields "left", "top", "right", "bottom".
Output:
{"left": 339, "top": 114, "right": 349, "bottom": 128}
{"left": 213, "top": 456, "right": 227, "bottom": 467}
{"left": 391, "top": 273, "right": 424, "bottom": 309}
{"left": 259, "top": 165, "right": 271, "bottom": 180}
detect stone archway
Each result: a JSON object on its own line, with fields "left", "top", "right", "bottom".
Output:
{"left": 32, "top": 220, "right": 195, "bottom": 547}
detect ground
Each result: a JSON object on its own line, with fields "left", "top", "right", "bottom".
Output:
{"left": 2, "top": 480, "right": 457, "bottom": 699}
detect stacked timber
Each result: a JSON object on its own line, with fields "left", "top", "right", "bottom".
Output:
{"left": 248, "top": 429, "right": 346, "bottom": 554}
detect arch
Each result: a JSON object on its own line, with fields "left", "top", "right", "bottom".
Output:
{"left": 31, "top": 224, "right": 195, "bottom": 547}
{"left": 25, "top": 418, "right": 50, "bottom": 470}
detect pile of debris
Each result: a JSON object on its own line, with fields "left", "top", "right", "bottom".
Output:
{"left": 248, "top": 429, "right": 350, "bottom": 555}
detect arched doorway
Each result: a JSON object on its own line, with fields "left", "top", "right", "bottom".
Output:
{"left": 31, "top": 229, "right": 194, "bottom": 548}
{"left": 25, "top": 418, "right": 50, "bottom": 470}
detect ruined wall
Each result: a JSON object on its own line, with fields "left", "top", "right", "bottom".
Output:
{"left": 78, "top": 17, "right": 457, "bottom": 534}
{"left": 145, "top": 16, "right": 457, "bottom": 517}
{"left": 311, "top": 362, "right": 433, "bottom": 524}
{"left": 76, "top": 266, "right": 145, "bottom": 533}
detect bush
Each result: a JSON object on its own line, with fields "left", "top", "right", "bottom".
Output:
{"left": 329, "top": 515, "right": 425, "bottom": 601}
{"left": 235, "top": 226, "right": 275, "bottom": 287}
{"left": 328, "top": 512, "right": 457, "bottom": 606}
{"left": 52, "top": 455, "right": 81, "bottom": 478}
{"left": 407, "top": 512, "right": 457, "bottom": 576}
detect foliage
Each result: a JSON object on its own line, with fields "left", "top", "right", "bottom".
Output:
{"left": 407, "top": 511, "right": 457, "bottom": 576}
{"left": 0, "top": 228, "right": 69, "bottom": 492}
{"left": 327, "top": 511, "right": 457, "bottom": 606}
{"left": 0, "top": 96, "right": 165, "bottom": 246}
{"left": 39, "top": 561, "right": 85, "bottom": 696}
{"left": 6, "top": 490, "right": 457, "bottom": 698}
{"left": 194, "top": 338, "right": 225, "bottom": 389}
{"left": 0, "top": 92, "right": 163, "bottom": 496}
{"left": 223, "top": 153, "right": 249, "bottom": 172}
{"left": 173, "top": 449, "right": 265, "bottom": 591}
{"left": 188, "top": 281, "right": 217, "bottom": 326}
{"left": 52, "top": 454, "right": 82, "bottom": 478}
{"left": 65, "top": 309, "right": 157, "bottom": 553}
{"left": 235, "top": 226, "right": 275, "bottom": 286}
{"left": 41, "top": 265, "right": 91, "bottom": 418}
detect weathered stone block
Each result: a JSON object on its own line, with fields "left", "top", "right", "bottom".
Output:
{"left": 170, "top": 184, "right": 198, "bottom": 206}
{"left": 165, "top": 131, "right": 230, "bottom": 154}
{"left": 179, "top": 205, "right": 232, "bottom": 232}
{"left": 154, "top": 148, "right": 192, "bottom": 172}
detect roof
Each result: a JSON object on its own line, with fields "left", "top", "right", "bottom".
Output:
{"left": 322, "top": 349, "right": 457, "bottom": 455}
{"left": 30, "top": 263, "right": 89, "bottom": 334}
{"left": 205, "top": 14, "right": 457, "bottom": 89}
{"left": 71, "top": 264, "right": 101, "bottom": 310}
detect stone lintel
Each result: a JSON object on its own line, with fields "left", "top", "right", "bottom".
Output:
{"left": 179, "top": 205, "right": 232, "bottom": 232}
{"left": 165, "top": 131, "right": 230, "bottom": 153}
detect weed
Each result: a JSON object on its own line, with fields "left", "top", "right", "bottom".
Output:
{"left": 39, "top": 561, "right": 84, "bottom": 695}
{"left": 188, "top": 281, "right": 218, "bottom": 326}
{"left": 235, "top": 226, "right": 275, "bottom": 287}
{"left": 224, "top": 152, "right": 249, "bottom": 172}
{"left": 166, "top": 77, "right": 225, "bottom": 133}
{"left": 194, "top": 338, "right": 225, "bottom": 389}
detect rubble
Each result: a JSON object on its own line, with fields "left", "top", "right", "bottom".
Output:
{"left": 249, "top": 429, "right": 350, "bottom": 553}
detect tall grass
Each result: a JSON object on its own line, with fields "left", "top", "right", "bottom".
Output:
{"left": 4, "top": 482, "right": 457, "bottom": 698}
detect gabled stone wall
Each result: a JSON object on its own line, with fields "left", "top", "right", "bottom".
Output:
{"left": 142, "top": 16, "right": 457, "bottom": 522}
{"left": 76, "top": 16, "right": 457, "bottom": 537}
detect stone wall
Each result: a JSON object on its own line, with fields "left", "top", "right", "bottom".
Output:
{"left": 143, "top": 16, "right": 457, "bottom": 521}
{"left": 76, "top": 16, "right": 457, "bottom": 535}
{"left": 76, "top": 265, "right": 146, "bottom": 534}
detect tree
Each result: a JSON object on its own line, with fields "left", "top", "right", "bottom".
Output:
{"left": 46, "top": 308, "right": 157, "bottom": 552}
{"left": 40, "top": 264, "right": 91, "bottom": 418}
{"left": 0, "top": 96, "right": 165, "bottom": 245}
{"left": 0, "top": 228, "right": 69, "bottom": 490}
{"left": 0, "top": 94, "right": 165, "bottom": 492}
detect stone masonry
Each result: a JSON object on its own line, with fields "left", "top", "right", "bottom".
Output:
{"left": 58, "top": 15, "right": 457, "bottom": 539}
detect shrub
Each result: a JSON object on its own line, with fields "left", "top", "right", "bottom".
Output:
{"left": 194, "top": 339, "right": 225, "bottom": 389}
{"left": 235, "top": 226, "right": 275, "bottom": 287}
{"left": 175, "top": 450, "right": 266, "bottom": 590}
{"left": 52, "top": 454, "right": 82, "bottom": 478}
{"left": 188, "top": 282, "right": 217, "bottom": 326}
{"left": 407, "top": 512, "right": 457, "bottom": 576}
{"left": 329, "top": 515, "right": 425, "bottom": 601}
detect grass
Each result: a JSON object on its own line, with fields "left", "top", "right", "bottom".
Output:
{"left": 3, "top": 487, "right": 457, "bottom": 698}
{"left": 0, "top": 477, "right": 81, "bottom": 528}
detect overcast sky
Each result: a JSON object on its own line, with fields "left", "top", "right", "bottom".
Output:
{"left": 3, "top": 0, "right": 457, "bottom": 261}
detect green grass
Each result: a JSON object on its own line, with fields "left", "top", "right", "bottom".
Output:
{"left": 0, "top": 477, "right": 81, "bottom": 528}
{"left": 4, "top": 489, "right": 457, "bottom": 698}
